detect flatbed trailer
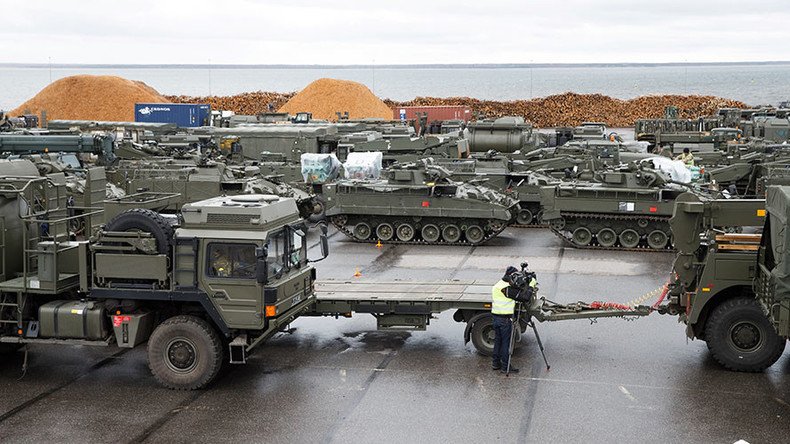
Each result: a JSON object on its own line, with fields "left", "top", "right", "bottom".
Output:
{"left": 310, "top": 280, "right": 652, "bottom": 356}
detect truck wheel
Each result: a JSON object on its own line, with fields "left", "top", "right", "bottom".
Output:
{"left": 105, "top": 208, "right": 174, "bottom": 255}
{"left": 148, "top": 315, "right": 224, "bottom": 390}
{"left": 470, "top": 315, "right": 495, "bottom": 356}
{"left": 705, "top": 297, "right": 786, "bottom": 372}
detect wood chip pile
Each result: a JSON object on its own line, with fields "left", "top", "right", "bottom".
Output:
{"left": 278, "top": 78, "right": 393, "bottom": 120}
{"left": 11, "top": 75, "right": 167, "bottom": 121}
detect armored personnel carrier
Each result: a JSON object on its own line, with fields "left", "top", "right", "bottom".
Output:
{"left": 323, "top": 160, "right": 519, "bottom": 245}
{"left": 539, "top": 162, "right": 692, "bottom": 251}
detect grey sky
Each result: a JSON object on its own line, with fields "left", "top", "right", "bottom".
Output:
{"left": 2, "top": 0, "right": 789, "bottom": 64}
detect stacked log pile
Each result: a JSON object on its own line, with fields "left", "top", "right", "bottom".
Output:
{"left": 169, "top": 90, "right": 748, "bottom": 127}
{"left": 164, "top": 91, "right": 295, "bottom": 116}
{"left": 384, "top": 93, "right": 748, "bottom": 127}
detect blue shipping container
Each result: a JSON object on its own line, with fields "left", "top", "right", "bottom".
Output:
{"left": 134, "top": 103, "right": 211, "bottom": 127}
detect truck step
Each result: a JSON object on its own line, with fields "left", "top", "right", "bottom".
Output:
{"left": 228, "top": 335, "right": 247, "bottom": 364}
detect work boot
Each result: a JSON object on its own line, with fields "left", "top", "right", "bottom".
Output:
{"left": 501, "top": 365, "right": 519, "bottom": 374}
{"left": 491, "top": 363, "right": 502, "bottom": 371}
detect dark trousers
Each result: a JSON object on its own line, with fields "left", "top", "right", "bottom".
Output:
{"left": 492, "top": 314, "right": 512, "bottom": 367}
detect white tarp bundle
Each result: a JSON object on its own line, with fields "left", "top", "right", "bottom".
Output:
{"left": 640, "top": 156, "right": 692, "bottom": 183}
{"left": 301, "top": 153, "right": 341, "bottom": 184}
{"left": 343, "top": 152, "right": 383, "bottom": 180}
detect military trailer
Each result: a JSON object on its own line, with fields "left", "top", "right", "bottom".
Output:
{"left": 0, "top": 174, "right": 328, "bottom": 390}
{"left": 665, "top": 190, "right": 787, "bottom": 371}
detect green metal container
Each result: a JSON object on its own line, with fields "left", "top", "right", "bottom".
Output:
{"left": 39, "top": 301, "right": 108, "bottom": 340}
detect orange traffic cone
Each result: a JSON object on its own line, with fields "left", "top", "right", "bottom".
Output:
{"left": 376, "top": 240, "right": 383, "bottom": 248}
{"left": 353, "top": 268, "right": 362, "bottom": 278}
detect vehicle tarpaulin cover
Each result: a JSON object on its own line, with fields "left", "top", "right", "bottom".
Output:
{"left": 301, "top": 153, "right": 340, "bottom": 184}
{"left": 343, "top": 152, "right": 383, "bottom": 180}
{"left": 766, "top": 185, "right": 790, "bottom": 300}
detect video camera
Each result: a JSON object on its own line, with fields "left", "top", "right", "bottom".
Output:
{"left": 507, "top": 262, "right": 537, "bottom": 290}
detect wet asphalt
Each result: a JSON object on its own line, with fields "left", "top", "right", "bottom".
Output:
{"left": 1, "top": 227, "right": 788, "bottom": 443}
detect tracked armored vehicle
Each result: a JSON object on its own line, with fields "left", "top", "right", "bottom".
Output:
{"left": 323, "top": 160, "right": 518, "bottom": 245}
{"left": 539, "top": 163, "right": 691, "bottom": 251}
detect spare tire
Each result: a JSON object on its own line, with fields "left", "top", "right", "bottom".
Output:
{"left": 104, "top": 208, "right": 174, "bottom": 255}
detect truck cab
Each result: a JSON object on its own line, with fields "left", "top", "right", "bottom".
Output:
{"left": 667, "top": 191, "right": 787, "bottom": 372}
{"left": 0, "top": 181, "right": 327, "bottom": 389}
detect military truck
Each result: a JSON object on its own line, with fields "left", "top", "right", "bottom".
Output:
{"left": 0, "top": 173, "right": 328, "bottom": 389}
{"left": 665, "top": 190, "right": 787, "bottom": 371}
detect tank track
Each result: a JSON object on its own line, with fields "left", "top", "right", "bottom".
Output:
{"left": 330, "top": 215, "right": 510, "bottom": 246}
{"left": 547, "top": 211, "right": 674, "bottom": 252}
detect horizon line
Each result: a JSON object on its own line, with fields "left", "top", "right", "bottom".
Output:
{"left": 1, "top": 61, "right": 789, "bottom": 69}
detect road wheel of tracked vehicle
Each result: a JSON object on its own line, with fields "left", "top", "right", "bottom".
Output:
{"left": 465, "top": 225, "right": 485, "bottom": 244}
{"left": 421, "top": 224, "right": 440, "bottom": 242}
{"left": 596, "top": 228, "right": 617, "bottom": 247}
{"left": 550, "top": 218, "right": 566, "bottom": 231}
{"left": 647, "top": 230, "right": 669, "bottom": 250}
{"left": 536, "top": 210, "right": 544, "bottom": 224}
{"left": 331, "top": 215, "right": 347, "bottom": 227}
{"left": 396, "top": 223, "right": 415, "bottom": 242}
{"left": 353, "top": 223, "right": 371, "bottom": 240}
{"left": 376, "top": 223, "right": 394, "bottom": 241}
{"left": 705, "top": 297, "right": 786, "bottom": 372}
{"left": 105, "top": 208, "right": 174, "bottom": 255}
{"left": 571, "top": 227, "right": 593, "bottom": 246}
{"left": 516, "top": 209, "right": 533, "bottom": 226}
{"left": 148, "top": 315, "right": 224, "bottom": 390}
{"left": 442, "top": 224, "right": 461, "bottom": 243}
{"left": 470, "top": 315, "right": 495, "bottom": 356}
{"left": 619, "top": 229, "right": 640, "bottom": 249}
{"left": 307, "top": 195, "right": 327, "bottom": 223}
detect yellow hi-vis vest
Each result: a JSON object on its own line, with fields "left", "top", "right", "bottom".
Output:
{"left": 491, "top": 280, "right": 515, "bottom": 315}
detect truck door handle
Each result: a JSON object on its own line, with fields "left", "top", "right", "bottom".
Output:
{"left": 213, "top": 290, "right": 229, "bottom": 300}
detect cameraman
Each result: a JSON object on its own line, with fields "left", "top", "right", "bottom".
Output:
{"left": 491, "top": 265, "right": 537, "bottom": 373}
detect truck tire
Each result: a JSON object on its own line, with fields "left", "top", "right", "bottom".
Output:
{"left": 104, "top": 208, "right": 174, "bottom": 255}
{"left": 705, "top": 297, "right": 786, "bottom": 372}
{"left": 147, "top": 315, "right": 224, "bottom": 390}
{"left": 470, "top": 315, "right": 495, "bottom": 357}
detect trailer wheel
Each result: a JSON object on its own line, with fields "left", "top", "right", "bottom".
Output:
{"left": 105, "top": 208, "right": 174, "bottom": 255}
{"left": 469, "top": 315, "right": 495, "bottom": 356}
{"left": 148, "top": 315, "right": 224, "bottom": 390}
{"left": 705, "top": 297, "right": 786, "bottom": 372}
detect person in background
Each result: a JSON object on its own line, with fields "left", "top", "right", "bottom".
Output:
{"left": 675, "top": 147, "right": 695, "bottom": 166}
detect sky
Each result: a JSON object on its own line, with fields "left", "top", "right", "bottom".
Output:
{"left": 2, "top": 0, "right": 789, "bottom": 65}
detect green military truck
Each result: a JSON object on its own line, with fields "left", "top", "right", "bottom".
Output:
{"left": 667, "top": 190, "right": 787, "bottom": 371}
{"left": 0, "top": 173, "right": 327, "bottom": 390}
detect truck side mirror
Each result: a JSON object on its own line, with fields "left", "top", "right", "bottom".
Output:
{"left": 310, "top": 223, "right": 330, "bottom": 263}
